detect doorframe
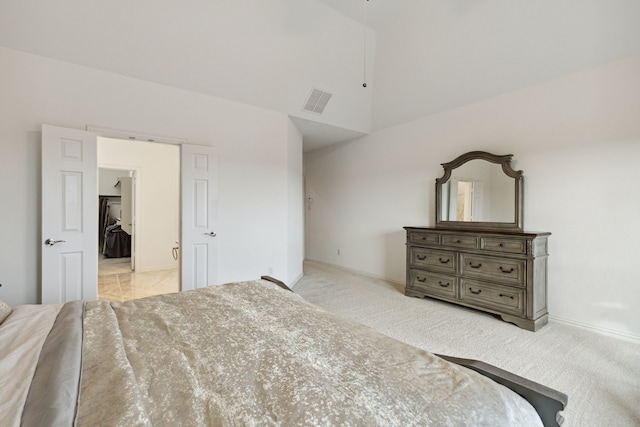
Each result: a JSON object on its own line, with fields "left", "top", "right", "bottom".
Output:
{"left": 87, "top": 125, "right": 187, "bottom": 145}
{"left": 89, "top": 125, "right": 186, "bottom": 294}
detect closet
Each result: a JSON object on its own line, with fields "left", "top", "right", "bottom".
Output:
{"left": 98, "top": 168, "right": 134, "bottom": 259}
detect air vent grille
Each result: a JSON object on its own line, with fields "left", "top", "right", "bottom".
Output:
{"left": 303, "top": 88, "right": 332, "bottom": 114}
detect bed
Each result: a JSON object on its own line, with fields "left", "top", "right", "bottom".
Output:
{"left": 0, "top": 277, "right": 567, "bottom": 426}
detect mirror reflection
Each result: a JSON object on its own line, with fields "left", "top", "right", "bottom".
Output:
{"left": 435, "top": 151, "right": 523, "bottom": 230}
{"left": 439, "top": 160, "right": 515, "bottom": 223}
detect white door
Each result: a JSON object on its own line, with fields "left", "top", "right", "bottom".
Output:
{"left": 472, "top": 181, "right": 484, "bottom": 221}
{"left": 119, "top": 175, "right": 136, "bottom": 270}
{"left": 41, "top": 124, "right": 97, "bottom": 303}
{"left": 181, "top": 144, "right": 218, "bottom": 290}
{"left": 448, "top": 178, "right": 460, "bottom": 221}
{"left": 119, "top": 176, "right": 134, "bottom": 235}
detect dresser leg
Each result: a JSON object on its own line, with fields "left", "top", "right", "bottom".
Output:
{"left": 501, "top": 314, "right": 548, "bottom": 331}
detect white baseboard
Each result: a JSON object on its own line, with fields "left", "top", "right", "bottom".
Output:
{"left": 304, "top": 258, "right": 405, "bottom": 287}
{"left": 289, "top": 271, "right": 304, "bottom": 289}
{"left": 305, "top": 259, "right": 640, "bottom": 345}
{"left": 549, "top": 315, "right": 640, "bottom": 344}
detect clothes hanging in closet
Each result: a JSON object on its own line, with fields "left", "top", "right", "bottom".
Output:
{"left": 103, "top": 224, "right": 131, "bottom": 258}
{"left": 99, "top": 197, "right": 110, "bottom": 249}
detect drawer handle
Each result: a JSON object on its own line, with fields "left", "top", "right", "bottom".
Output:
{"left": 469, "top": 262, "right": 482, "bottom": 269}
{"left": 438, "top": 258, "right": 450, "bottom": 264}
{"left": 455, "top": 240, "right": 461, "bottom": 244}
{"left": 469, "top": 288, "right": 482, "bottom": 295}
{"left": 416, "top": 254, "right": 427, "bottom": 261}
{"left": 499, "top": 293, "right": 515, "bottom": 300}
{"left": 499, "top": 243, "right": 504, "bottom": 247}
{"left": 499, "top": 266, "right": 515, "bottom": 273}
{"left": 417, "top": 276, "right": 427, "bottom": 283}
{"left": 439, "top": 281, "right": 450, "bottom": 288}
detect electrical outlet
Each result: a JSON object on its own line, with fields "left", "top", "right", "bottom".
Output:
{"left": 337, "top": 249, "right": 341, "bottom": 255}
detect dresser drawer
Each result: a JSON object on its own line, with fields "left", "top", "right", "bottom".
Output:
{"left": 460, "top": 254, "right": 525, "bottom": 286}
{"left": 441, "top": 234, "right": 479, "bottom": 250}
{"left": 460, "top": 279, "right": 525, "bottom": 316}
{"left": 410, "top": 270, "right": 456, "bottom": 299}
{"left": 480, "top": 237, "right": 527, "bottom": 254}
{"left": 410, "top": 248, "right": 456, "bottom": 273}
{"left": 408, "top": 231, "right": 439, "bottom": 246}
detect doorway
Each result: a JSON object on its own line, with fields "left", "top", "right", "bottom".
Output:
{"left": 41, "top": 124, "right": 219, "bottom": 304}
{"left": 97, "top": 137, "right": 180, "bottom": 301}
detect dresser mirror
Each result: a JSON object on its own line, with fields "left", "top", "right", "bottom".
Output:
{"left": 435, "top": 151, "right": 523, "bottom": 231}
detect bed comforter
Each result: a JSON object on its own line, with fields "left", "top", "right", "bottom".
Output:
{"left": 3, "top": 279, "right": 543, "bottom": 426}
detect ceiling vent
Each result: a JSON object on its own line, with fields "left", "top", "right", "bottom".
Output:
{"left": 303, "top": 88, "right": 332, "bottom": 114}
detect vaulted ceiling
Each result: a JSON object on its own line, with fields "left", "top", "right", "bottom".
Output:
{"left": 316, "top": 0, "right": 421, "bottom": 29}
{"left": 1, "top": 0, "right": 639, "bottom": 151}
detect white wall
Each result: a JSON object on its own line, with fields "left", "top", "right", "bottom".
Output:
{"left": 99, "top": 138, "right": 179, "bottom": 272}
{"left": 98, "top": 168, "right": 127, "bottom": 196}
{"left": 0, "top": 46, "right": 303, "bottom": 305}
{"left": 287, "top": 120, "right": 305, "bottom": 286}
{"left": 305, "top": 55, "right": 640, "bottom": 341}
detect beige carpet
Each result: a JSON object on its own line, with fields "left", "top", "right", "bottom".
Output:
{"left": 294, "top": 260, "right": 640, "bottom": 427}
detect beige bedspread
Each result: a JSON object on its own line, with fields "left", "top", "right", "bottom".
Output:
{"left": 76, "top": 280, "right": 542, "bottom": 426}
{"left": 0, "top": 304, "right": 61, "bottom": 426}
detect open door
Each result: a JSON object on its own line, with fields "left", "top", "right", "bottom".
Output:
{"left": 119, "top": 174, "right": 136, "bottom": 271}
{"left": 41, "top": 125, "right": 97, "bottom": 303}
{"left": 181, "top": 144, "right": 218, "bottom": 290}
{"left": 42, "top": 126, "right": 218, "bottom": 300}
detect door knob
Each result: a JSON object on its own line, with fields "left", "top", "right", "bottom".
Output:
{"left": 203, "top": 232, "right": 217, "bottom": 237}
{"left": 44, "top": 238, "right": 66, "bottom": 246}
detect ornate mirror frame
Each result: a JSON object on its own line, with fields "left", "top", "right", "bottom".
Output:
{"left": 435, "top": 151, "right": 524, "bottom": 231}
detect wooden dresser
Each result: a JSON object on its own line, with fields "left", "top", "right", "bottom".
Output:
{"left": 404, "top": 226, "right": 550, "bottom": 331}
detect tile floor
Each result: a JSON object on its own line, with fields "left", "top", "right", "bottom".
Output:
{"left": 98, "top": 256, "right": 179, "bottom": 302}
